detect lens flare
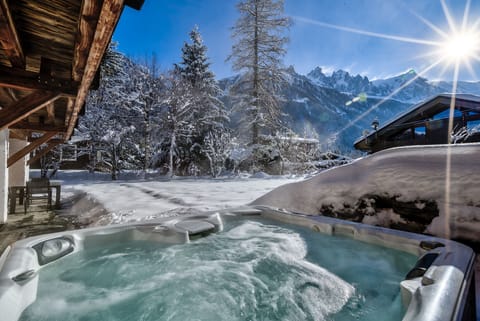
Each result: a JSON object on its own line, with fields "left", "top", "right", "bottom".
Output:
{"left": 293, "top": 0, "right": 480, "bottom": 133}
{"left": 440, "top": 30, "right": 480, "bottom": 63}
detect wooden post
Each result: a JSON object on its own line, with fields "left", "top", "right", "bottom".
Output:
{"left": 8, "top": 137, "right": 29, "bottom": 200}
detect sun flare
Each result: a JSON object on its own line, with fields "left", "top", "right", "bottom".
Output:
{"left": 439, "top": 30, "right": 480, "bottom": 63}
{"left": 293, "top": 0, "right": 480, "bottom": 141}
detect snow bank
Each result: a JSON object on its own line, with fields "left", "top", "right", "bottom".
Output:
{"left": 252, "top": 143, "right": 480, "bottom": 243}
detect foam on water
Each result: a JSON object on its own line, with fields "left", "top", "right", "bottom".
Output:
{"left": 19, "top": 220, "right": 413, "bottom": 321}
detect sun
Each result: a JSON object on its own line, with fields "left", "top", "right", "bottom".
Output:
{"left": 439, "top": 30, "right": 480, "bottom": 64}
{"left": 292, "top": 0, "right": 480, "bottom": 136}
{"left": 294, "top": 1, "right": 480, "bottom": 78}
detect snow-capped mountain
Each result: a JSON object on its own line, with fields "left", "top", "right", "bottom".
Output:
{"left": 307, "top": 67, "right": 480, "bottom": 103}
{"left": 281, "top": 67, "right": 410, "bottom": 153}
{"left": 307, "top": 67, "right": 371, "bottom": 95}
{"left": 220, "top": 67, "right": 480, "bottom": 154}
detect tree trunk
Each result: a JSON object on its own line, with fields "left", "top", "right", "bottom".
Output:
{"left": 168, "top": 133, "right": 176, "bottom": 177}
{"left": 252, "top": 0, "right": 259, "bottom": 145}
{"left": 143, "top": 111, "right": 150, "bottom": 173}
{"left": 111, "top": 145, "right": 118, "bottom": 180}
{"left": 90, "top": 144, "right": 96, "bottom": 173}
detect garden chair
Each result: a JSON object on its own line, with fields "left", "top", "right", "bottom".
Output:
{"left": 24, "top": 178, "right": 52, "bottom": 213}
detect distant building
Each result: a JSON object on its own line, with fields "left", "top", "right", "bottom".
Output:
{"left": 354, "top": 93, "right": 480, "bottom": 153}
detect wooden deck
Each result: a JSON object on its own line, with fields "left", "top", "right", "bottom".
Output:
{"left": 0, "top": 201, "right": 78, "bottom": 254}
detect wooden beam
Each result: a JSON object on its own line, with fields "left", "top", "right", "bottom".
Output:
{"left": 4, "top": 87, "right": 17, "bottom": 102}
{"left": 0, "top": 90, "right": 60, "bottom": 131}
{"left": 46, "top": 103, "right": 55, "bottom": 124}
{"left": 27, "top": 141, "right": 62, "bottom": 166}
{"left": 11, "top": 121, "right": 66, "bottom": 133}
{"left": 7, "top": 132, "right": 56, "bottom": 167}
{"left": 0, "top": 65, "right": 79, "bottom": 95}
{"left": 0, "top": 87, "right": 15, "bottom": 108}
{"left": 0, "top": 0, "right": 25, "bottom": 68}
{"left": 8, "top": 129, "right": 25, "bottom": 140}
{"left": 42, "top": 139, "right": 64, "bottom": 145}
{"left": 73, "top": 1, "right": 103, "bottom": 82}
{"left": 27, "top": 137, "right": 64, "bottom": 144}
{"left": 66, "top": 0, "right": 125, "bottom": 139}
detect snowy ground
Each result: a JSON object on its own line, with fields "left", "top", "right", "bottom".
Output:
{"left": 52, "top": 170, "right": 304, "bottom": 224}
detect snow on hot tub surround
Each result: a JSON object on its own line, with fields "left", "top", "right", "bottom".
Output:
{"left": 252, "top": 143, "right": 480, "bottom": 243}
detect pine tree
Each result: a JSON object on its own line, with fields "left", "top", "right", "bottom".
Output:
{"left": 228, "top": 0, "right": 290, "bottom": 145}
{"left": 177, "top": 25, "right": 213, "bottom": 89}
{"left": 175, "top": 26, "right": 230, "bottom": 175}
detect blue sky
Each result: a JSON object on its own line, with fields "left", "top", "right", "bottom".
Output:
{"left": 113, "top": 0, "right": 480, "bottom": 81}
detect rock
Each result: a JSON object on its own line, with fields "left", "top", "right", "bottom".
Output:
{"left": 319, "top": 194, "right": 439, "bottom": 232}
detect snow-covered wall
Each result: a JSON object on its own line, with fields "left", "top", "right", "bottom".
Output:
{"left": 252, "top": 143, "right": 480, "bottom": 244}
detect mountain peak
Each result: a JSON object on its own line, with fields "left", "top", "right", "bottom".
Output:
{"left": 307, "top": 66, "right": 325, "bottom": 79}
{"left": 332, "top": 69, "right": 349, "bottom": 77}
{"left": 389, "top": 68, "right": 418, "bottom": 80}
{"left": 286, "top": 65, "right": 296, "bottom": 74}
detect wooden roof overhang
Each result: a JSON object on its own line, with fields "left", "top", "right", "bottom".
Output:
{"left": 354, "top": 93, "right": 480, "bottom": 152}
{"left": 0, "top": 0, "right": 144, "bottom": 167}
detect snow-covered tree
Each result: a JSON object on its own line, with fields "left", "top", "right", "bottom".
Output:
{"left": 175, "top": 26, "right": 230, "bottom": 175}
{"left": 176, "top": 26, "right": 214, "bottom": 89}
{"left": 228, "top": 0, "right": 290, "bottom": 145}
{"left": 157, "top": 70, "right": 196, "bottom": 177}
{"left": 38, "top": 144, "right": 62, "bottom": 178}
{"left": 203, "top": 130, "right": 232, "bottom": 177}
{"left": 128, "top": 55, "right": 164, "bottom": 173}
{"left": 76, "top": 43, "right": 144, "bottom": 179}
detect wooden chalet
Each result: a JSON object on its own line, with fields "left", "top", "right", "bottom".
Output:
{"left": 0, "top": 0, "right": 144, "bottom": 222}
{"left": 354, "top": 93, "right": 480, "bottom": 153}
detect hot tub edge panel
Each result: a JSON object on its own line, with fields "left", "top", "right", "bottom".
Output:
{"left": 0, "top": 206, "right": 476, "bottom": 321}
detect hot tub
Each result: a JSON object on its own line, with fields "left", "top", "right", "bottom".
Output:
{"left": 0, "top": 206, "right": 476, "bottom": 321}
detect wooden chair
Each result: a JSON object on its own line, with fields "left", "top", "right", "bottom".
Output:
{"left": 24, "top": 178, "right": 52, "bottom": 213}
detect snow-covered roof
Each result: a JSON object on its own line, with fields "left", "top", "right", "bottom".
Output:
{"left": 354, "top": 93, "right": 480, "bottom": 151}
{"left": 68, "top": 135, "right": 90, "bottom": 144}
{"left": 278, "top": 136, "right": 319, "bottom": 144}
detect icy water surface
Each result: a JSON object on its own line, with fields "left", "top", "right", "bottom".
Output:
{"left": 20, "top": 219, "right": 416, "bottom": 321}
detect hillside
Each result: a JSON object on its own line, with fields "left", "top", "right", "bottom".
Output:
{"left": 220, "top": 67, "right": 480, "bottom": 153}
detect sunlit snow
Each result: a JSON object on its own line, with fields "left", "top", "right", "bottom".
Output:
{"left": 55, "top": 171, "right": 302, "bottom": 224}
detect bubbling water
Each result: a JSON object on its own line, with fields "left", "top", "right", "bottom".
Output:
{"left": 20, "top": 220, "right": 411, "bottom": 321}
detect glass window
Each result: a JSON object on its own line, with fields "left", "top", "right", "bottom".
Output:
{"left": 467, "top": 120, "right": 480, "bottom": 133}
{"left": 414, "top": 126, "right": 426, "bottom": 136}
{"left": 432, "top": 108, "right": 462, "bottom": 120}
